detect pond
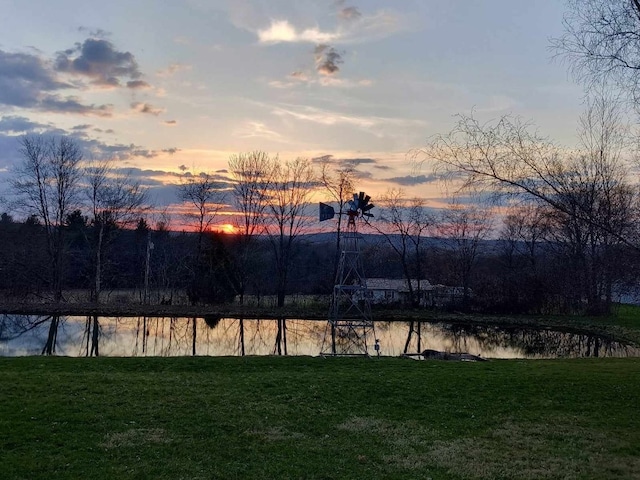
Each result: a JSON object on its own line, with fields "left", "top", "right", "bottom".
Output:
{"left": 1, "top": 314, "right": 638, "bottom": 359}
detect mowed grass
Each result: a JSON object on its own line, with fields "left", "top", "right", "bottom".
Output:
{"left": 1, "top": 356, "right": 639, "bottom": 480}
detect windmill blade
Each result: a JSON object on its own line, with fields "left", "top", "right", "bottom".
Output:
{"left": 363, "top": 194, "right": 371, "bottom": 205}
{"left": 362, "top": 203, "right": 374, "bottom": 213}
{"left": 358, "top": 192, "right": 365, "bottom": 205}
{"left": 319, "top": 202, "right": 335, "bottom": 221}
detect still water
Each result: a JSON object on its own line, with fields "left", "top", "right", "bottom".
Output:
{"left": 1, "top": 314, "right": 638, "bottom": 359}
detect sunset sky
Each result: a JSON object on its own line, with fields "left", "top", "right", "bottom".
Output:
{"left": 0, "top": 0, "right": 585, "bottom": 217}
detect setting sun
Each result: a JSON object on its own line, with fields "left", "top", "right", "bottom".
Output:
{"left": 215, "top": 224, "right": 237, "bottom": 235}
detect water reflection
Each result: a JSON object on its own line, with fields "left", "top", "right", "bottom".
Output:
{"left": 0, "top": 314, "right": 638, "bottom": 359}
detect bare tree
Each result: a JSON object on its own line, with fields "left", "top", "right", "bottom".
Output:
{"left": 177, "top": 169, "right": 226, "bottom": 305}
{"left": 426, "top": 94, "right": 638, "bottom": 312}
{"left": 498, "top": 204, "right": 554, "bottom": 312}
{"left": 375, "top": 188, "right": 432, "bottom": 307}
{"left": 545, "top": 93, "right": 637, "bottom": 312}
{"left": 178, "top": 170, "right": 225, "bottom": 262}
{"left": 228, "top": 151, "right": 275, "bottom": 304}
{"left": 265, "top": 157, "right": 316, "bottom": 308}
{"left": 12, "top": 136, "right": 83, "bottom": 301}
{"left": 426, "top": 111, "right": 638, "bottom": 250}
{"left": 551, "top": 0, "right": 640, "bottom": 106}
{"left": 438, "top": 203, "right": 493, "bottom": 310}
{"left": 318, "top": 158, "right": 355, "bottom": 281}
{"left": 84, "top": 160, "right": 148, "bottom": 303}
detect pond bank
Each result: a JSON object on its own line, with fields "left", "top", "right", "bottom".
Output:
{"left": 2, "top": 301, "right": 640, "bottom": 347}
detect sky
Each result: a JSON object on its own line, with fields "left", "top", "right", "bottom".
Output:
{"left": 0, "top": 0, "right": 585, "bottom": 221}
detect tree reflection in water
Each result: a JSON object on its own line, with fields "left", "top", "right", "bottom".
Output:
{"left": 82, "top": 315, "right": 100, "bottom": 356}
{"left": 435, "top": 322, "right": 631, "bottom": 358}
{"left": 1, "top": 315, "right": 639, "bottom": 358}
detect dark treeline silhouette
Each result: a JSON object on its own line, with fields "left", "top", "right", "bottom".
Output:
{"left": 1, "top": 210, "right": 639, "bottom": 314}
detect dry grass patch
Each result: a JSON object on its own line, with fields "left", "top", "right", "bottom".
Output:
{"left": 246, "top": 426, "right": 305, "bottom": 442}
{"left": 101, "top": 428, "right": 171, "bottom": 449}
{"left": 337, "top": 416, "right": 640, "bottom": 480}
{"left": 426, "top": 421, "right": 640, "bottom": 480}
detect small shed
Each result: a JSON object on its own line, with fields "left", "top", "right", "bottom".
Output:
{"left": 366, "top": 278, "right": 433, "bottom": 306}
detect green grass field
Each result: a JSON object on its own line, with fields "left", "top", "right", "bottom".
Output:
{"left": 1, "top": 356, "right": 639, "bottom": 479}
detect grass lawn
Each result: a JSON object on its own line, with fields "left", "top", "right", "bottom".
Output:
{"left": 1, "top": 356, "right": 639, "bottom": 479}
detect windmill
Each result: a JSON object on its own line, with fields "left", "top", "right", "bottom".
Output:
{"left": 319, "top": 192, "right": 376, "bottom": 356}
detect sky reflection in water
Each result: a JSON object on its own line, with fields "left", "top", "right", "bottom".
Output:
{"left": 1, "top": 315, "right": 638, "bottom": 359}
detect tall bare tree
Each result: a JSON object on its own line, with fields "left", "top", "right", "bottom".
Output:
{"left": 178, "top": 170, "right": 225, "bottom": 262}
{"left": 12, "top": 136, "right": 83, "bottom": 301}
{"left": 177, "top": 169, "right": 226, "bottom": 305}
{"left": 376, "top": 188, "right": 432, "bottom": 307}
{"left": 85, "top": 160, "right": 148, "bottom": 303}
{"left": 318, "top": 158, "right": 355, "bottom": 281}
{"left": 265, "top": 157, "right": 316, "bottom": 308}
{"left": 228, "top": 151, "right": 275, "bottom": 304}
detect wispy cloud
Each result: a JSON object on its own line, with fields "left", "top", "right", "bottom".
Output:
{"left": 383, "top": 174, "right": 439, "bottom": 186}
{"left": 338, "top": 6, "right": 362, "bottom": 21}
{"left": 273, "top": 104, "right": 376, "bottom": 128}
{"left": 268, "top": 71, "right": 372, "bottom": 89}
{"left": 131, "top": 102, "right": 165, "bottom": 116}
{"left": 235, "top": 121, "right": 284, "bottom": 142}
{"left": 272, "top": 104, "right": 427, "bottom": 130}
{"left": 157, "top": 63, "right": 192, "bottom": 78}
{"left": 41, "top": 95, "right": 113, "bottom": 116}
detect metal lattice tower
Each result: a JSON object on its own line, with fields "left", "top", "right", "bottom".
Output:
{"left": 319, "top": 192, "right": 375, "bottom": 356}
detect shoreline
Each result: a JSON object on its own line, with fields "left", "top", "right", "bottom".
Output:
{"left": 0, "top": 302, "right": 328, "bottom": 320}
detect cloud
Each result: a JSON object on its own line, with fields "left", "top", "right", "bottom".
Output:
{"left": 0, "top": 116, "right": 49, "bottom": 134}
{"left": 41, "top": 95, "right": 112, "bottom": 116}
{"left": 383, "top": 174, "right": 439, "bottom": 186}
{"left": 55, "top": 38, "right": 143, "bottom": 88}
{"left": 162, "top": 147, "right": 179, "bottom": 155}
{"left": 77, "top": 27, "right": 110, "bottom": 39}
{"left": 338, "top": 6, "right": 362, "bottom": 21}
{"left": 131, "top": 102, "right": 165, "bottom": 116}
{"left": 257, "top": 20, "right": 339, "bottom": 44}
{"left": 157, "top": 63, "right": 192, "bottom": 77}
{"left": 163, "top": 120, "right": 178, "bottom": 126}
{"left": 254, "top": 9, "right": 403, "bottom": 46}
{"left": 0, "top": 42, "right": 144, "bottom": 116}
{"left": 0, "top": 50, "right": 70, "bottom": 108}
{"left": 314, "top": 44, "right": 343, "bottom": 75}
{"left": 342, "top": 157, "right": 377, "bottom": 166}
{"left": 126, "top": 80, "right": 151, "bottom": 89}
